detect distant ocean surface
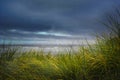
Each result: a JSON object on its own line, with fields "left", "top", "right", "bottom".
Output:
{"left": 0, "top": 45, "right": 81, "bottom": 54}
{"left": 19, "top": 45, "right": 80, "bottom": 54}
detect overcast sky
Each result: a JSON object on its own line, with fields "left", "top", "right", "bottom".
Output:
{"left": 0, "top": 0, "right": 120, "bottom": 45}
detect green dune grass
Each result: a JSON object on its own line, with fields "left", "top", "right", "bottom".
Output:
{"left": 0, "top": 35, "right": 120, "bottom": 80}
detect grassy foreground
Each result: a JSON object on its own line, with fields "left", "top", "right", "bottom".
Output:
{"left": 0, "top": 35, "right": 120, "bottom": 80}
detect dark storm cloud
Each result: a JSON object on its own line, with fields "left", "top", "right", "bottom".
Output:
{"left": 0, "top": 0, "right": 120, "bottom": 44}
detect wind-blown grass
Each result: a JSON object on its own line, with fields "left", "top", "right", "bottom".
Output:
{"left": 0, "top": 35, "right": 120, "bottom": 80}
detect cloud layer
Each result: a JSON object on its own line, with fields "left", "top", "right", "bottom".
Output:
{"left": 0, "top": 0, "right": 120, "bottom": 44}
